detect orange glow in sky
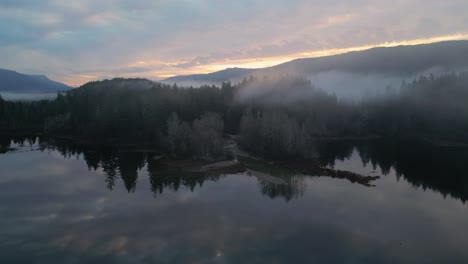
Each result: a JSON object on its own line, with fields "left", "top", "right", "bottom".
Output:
{"left": 60, "top": 33, "right": 468, "bottom": 86}
{"left": 184, "top": 33, "right": 468, "bottom": 75}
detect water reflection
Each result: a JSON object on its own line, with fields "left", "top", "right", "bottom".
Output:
{"left": 147, "top": 158, "right": 223, "bottom": 197}
{"left": 317, "top": 140, "right": 468, "bottom": 202}
{"left": 259, "top": 176, "right": 306, "bottom": 201}
{"left": 2, "top": 135, "right": 468, "bottom": 263}
{"left": 1, "top": 136, "right": 306, "bottom": 201}
{"left": 2, "top": 135, "right": 468, "bottom": 203}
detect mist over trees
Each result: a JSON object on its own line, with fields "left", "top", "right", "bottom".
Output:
{"left": 166, "top": 112, "right": 224, "bottom": 160}
{"left": 1, "top": 72, "right": 468, "bottom": 160}
{"left": 366, "top": 73, "right": 468, "bottom": 143}
{"left": 239, "top": 109, "right": 315, "bottom": 159}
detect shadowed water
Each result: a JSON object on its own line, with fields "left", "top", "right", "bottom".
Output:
{"left": 1, "top": 136, "right": 468, "bottom": 263}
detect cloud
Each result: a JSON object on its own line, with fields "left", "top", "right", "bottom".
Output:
{"left": 1, "top": 0, "right": 468, "bottom": 86}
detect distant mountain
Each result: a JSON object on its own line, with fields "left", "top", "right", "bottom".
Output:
{"left": 0, "top": 69, "right": 72, "bottom": 93}
{"left": 163, "top": 40, "right": 468, "bottom": 84}
{"left": 163, "top": 68, "right": 254, "bottom": 85}
{"left": 264, "top": 40, "right": 468, "bottom": 76}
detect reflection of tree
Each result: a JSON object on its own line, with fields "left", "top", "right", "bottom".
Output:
{"left": 316, "top": 141, "right": 355, "bottom": 168}
{"left": 100, "top": 152, "right": 119, "bottom": 191}
{"left": 146, "top": 157, "right": 219, "bottom": 197}
{"left": 36, "top": 137, "right": 147, "bottom": 192}
{"left": 0, "top": 135, "right": 37, "bottom": 152}
{"left": 354, "top": 140, "right": 468, "bottom": 203}
{"left": 82, "top": 150, "right": 101, "bottom": 171}
{"left": 259, "top": 176, "right": 306, "bottom": 202}
{"left": 299, "top": 139, "right": 468, "bottom": 203}
{"left": 5, "top": 135, "right": 468, "bottom": 203}
{"left": 0, "top": 135, "right": 12, "bottom": 151}
{"left": 118, "top": 152, "right": 145, "bottom": 193}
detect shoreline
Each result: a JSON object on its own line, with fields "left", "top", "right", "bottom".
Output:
{"left": 2, "top": 131, "right": 468, "bottom": 149}
{"left": 1, "top": 133, "right": 382, "bottom": 187}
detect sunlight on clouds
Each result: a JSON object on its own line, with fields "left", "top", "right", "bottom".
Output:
{"left": 57, "top": 32, "right": 468, "bottom": 86}
{"left": 186, "top": 33, "right": 468, "bottom": 77}
{"left": 297, "top": 33, "right": 468, "bottom": 58}
{"left": 2, "top": 1, "right": 468, "bottom": 87}
{"left": 60, "top": 74, "right": 101, "bottom": 87}
{"left": 202, "top": 57, "right": 295, "bottom": 72}
{"left": 317, "top": 14, "right": 358, "bottom": 29}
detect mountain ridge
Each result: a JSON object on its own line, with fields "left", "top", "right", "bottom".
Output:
{"left": 163, "top": 40, "right": 468, "bottom": 84}
{"left": 163, "top": 67, "right": 253, "bottom": 85}
{"left": 0, "top": 68, "right": 72, "bottom": 93}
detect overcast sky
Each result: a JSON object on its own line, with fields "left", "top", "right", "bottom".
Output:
{"left": 1, "top": 0, "right": 468, "bottom": 86}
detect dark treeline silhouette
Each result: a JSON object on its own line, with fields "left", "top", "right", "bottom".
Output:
{"left": 0, "top": 135, "right": 220, "bottom": 194}
{"left": 1, "top": 73, "right": 468, "bottom": 160}
{"left": 2, "top": 135, "right": 468, "bottom": 202}
{"left": 318, "top": 140, "right": 468, "bottom": 203}
{"left": 0, "top": 135, "right": 308, "bottom": 201}
{"left": 358, "top": 141, "right": 468, "bottom": 203}
{"left": 0, "top": 78, "right": 240, "bottom": 160}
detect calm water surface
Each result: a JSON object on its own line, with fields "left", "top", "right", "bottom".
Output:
{"left": 1, "top": 137, "right": 468, "bottom": 263}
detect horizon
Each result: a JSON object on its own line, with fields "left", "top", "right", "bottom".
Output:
{"left": 2, "top": 1, "right": 468, "bottom": 87}
{"left": 3, "top": 2, "right": 468, "bottom": 262}
{"left": 6, "top": 38, "right": 468, "bottom": 88}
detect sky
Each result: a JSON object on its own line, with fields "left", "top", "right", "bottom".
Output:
{"left": 1, "top": 0, "right": 468, "bottom": 86}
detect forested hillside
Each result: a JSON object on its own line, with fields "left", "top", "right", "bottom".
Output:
{"left": 1, "top": 73, "right": 468, "bottom": 160}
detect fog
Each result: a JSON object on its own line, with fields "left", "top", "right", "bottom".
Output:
{"left": 234, "top": 76, "right": 325, "bottom": 105}
{"left": 231, "top": 66, "right": 468, "bottom": 104}
{"left": 233, "top": 73, "right": 401, "bottom": 105}
{"left": 0, "top": 92, "right": 58, "bottom": 101}
{"left": 163, "top": 41, "right": 468, "bottom": 103}
{"left": 307, "top": 67, "right": 463, "bottom": 101}
{"left": 308, "top": 71, "right": 402, "bottom": 101}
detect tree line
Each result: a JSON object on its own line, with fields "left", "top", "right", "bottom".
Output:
{"left": 1, "top": 73, "right": 468, "bottom": 160}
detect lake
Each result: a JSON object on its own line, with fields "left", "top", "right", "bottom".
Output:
{"left": 1, "top": 137, "right": 468, "bottom": 263}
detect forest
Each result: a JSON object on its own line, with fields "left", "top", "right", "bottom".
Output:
{"left": 1, "top": 72, "right": 468, "bottom": 160}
